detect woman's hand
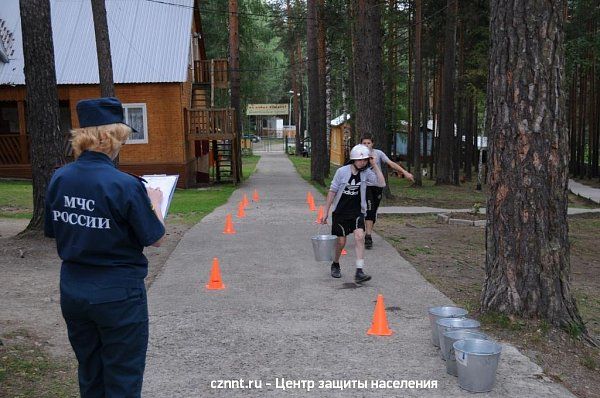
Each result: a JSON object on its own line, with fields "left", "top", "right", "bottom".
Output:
{"left": 146, "top": 187, "right": 163, "bottom": 209}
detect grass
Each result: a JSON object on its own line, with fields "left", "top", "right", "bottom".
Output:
{"left": 286, "top": 155, "right": 337, "bottom": 196}
{"left": 287, "top": 154, "right": 488, "bottom": 207}
{"left": 0, "top": 330, "right": 78, "bottom": 398}
{"left": 0, "top": 180, "right": 33, "bottom": 219}
{"left": 0, "top": 155, "right": 261, "bottom": 225}
{"left": 287, "top": 155, "right": 600, "bottom": 210}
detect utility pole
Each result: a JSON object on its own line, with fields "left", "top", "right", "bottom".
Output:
{"left": 229, "top": 0, "right": 242, "bottom": 182}
{"left": 91, "top": 0, "right": 115, "bottom": 97}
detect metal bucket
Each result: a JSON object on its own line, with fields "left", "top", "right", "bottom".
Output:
{"left": 311, "top": 234, "right": 337, "bottom": 262}
{"left": 436, "top": 318, "right": 481, "bottom": 360}
{"left": 454, "top": 339, "right": 502, "bottom": 392}
{"left": 427, "top": 306, "right": 468, "bottom": 346}
{"left": 442, "top": 330, "right": 488, "bottom": 376}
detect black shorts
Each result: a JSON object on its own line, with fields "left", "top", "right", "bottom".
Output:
{"left": 366, "top": 186, "right": 383, "bottom": 222}
{"left": 331, "top": 213, "right": 365, "bottom": 237}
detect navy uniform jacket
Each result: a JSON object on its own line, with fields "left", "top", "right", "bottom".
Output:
{"left": 44, "top": 150, "right": 165, "bottom": 283}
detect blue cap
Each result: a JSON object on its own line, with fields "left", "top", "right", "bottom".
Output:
{"left": 76, "top": 97, "right": 137, "bottom": 132}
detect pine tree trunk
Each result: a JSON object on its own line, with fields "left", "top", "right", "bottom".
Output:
{"left": 307, "top": 0, "right": 325, "bottom": 184}
{"left": 568, "top": 69, "right": 577, "bottom": 174}
{"left": 228, "top": 0, "right": 242, "bottom": 182}
{"left": 353, "top": 0, "right": 385, "bottom": 149}
{"left": 295, "top": 40, "right": 303, "bottom": 155}
{"left": 436, "top": 0, "right": 456, "bottom": 185}
{"left": 91, "top": 0, "right": 114, "bottom": 98}
{"left": 317, "top": 0, "right": 330, "bottom": 177}
{"left": 483, "top": 0, "right": 586, "bottom": 334}
{"left": 20, "top": 0, "right": 65, "bottom": 232}
{"left": 411, "top": 0, "right": 422, "bottom": 186}
{"left": 464, "top": 95, "right": 474, "bottom": 180}
{"left": 422, "top": 58, "right": 429, "bottom": 174}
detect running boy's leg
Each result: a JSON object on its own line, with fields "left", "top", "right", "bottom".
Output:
{"left": 353, "top": 216, "right": 371, "bottom": 283}
{"left": 334, "top": 236, "right": 346, "bottom": 263}
{"left": 354, "top": 227, "right": 365, "bottom": 261}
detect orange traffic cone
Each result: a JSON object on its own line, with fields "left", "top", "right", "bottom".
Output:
{"left": 341, "top": 248, "right": 347, "bottom": 255}
{"left": 306, "top": 191, "right": 312, "bottom": 204}
{"left": 242, "top": 193, "right": 249, "bottom": 208}
{"left": 237, "top": 201, "right": 246, "bottom": 218}
{"left": 315, "top": 205, "right": 324, "bottom": 223}
{"left": 367, "top": 294, "right": 393, "bottom": 336}
{"left": 308, "top": 196, "right": 316, "bottom": 211}
{"left": 252, "top": 189, "right": 260, "bottom": 202}
{"left": 206, "top": 257, "right": 225, "bottom": 290}
{"left": 223, "top": 213, "right": 236, "bottom": 234}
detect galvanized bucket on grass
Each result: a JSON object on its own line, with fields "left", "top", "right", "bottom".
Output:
{"left": 436, "top": 317, "right": 481, "bottom": 359}
{"left": 427, "top": 306, "right": 468, "bottom": 346}
{"left": 442, "top": 330, "right": 489, "bottom": 376}
{"left": 311, "top": 234, "right": 337, "bottom": 262}
{"left": 454, "top": 339, "right": 502, "bottom": 392}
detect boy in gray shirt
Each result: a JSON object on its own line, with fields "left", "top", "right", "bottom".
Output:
{"left": 320, "top": 144, "right": 386, "bottom": 283}
{"left": 361, "top": 134, "right": 414, "bottom": 249}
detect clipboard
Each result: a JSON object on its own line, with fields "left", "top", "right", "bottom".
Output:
{"left": 141, "top": 174, "right": 179, "bottom": 218}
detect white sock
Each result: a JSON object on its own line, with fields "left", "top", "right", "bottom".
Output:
{"left": 356, "top": 259, "right": 364, "bottom": 269}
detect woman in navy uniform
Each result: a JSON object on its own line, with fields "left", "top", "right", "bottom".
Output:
{"left": 44, "top": 97, "right": 166, "bottom": 397}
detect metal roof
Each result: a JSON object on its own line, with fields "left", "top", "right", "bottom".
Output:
{"left": 330, "top": 113, "right": 350, "bottom": 126}
{"left": 0, "top": 0, "right": 194, "bottom": 85}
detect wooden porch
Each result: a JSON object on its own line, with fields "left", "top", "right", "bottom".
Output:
{"left": 186, "top": 107, "right": 240, "bottom": 183}
{"left": 193, "top": 59, "right": 229, "bottom": 88}
{"left": 186, "top": 107, "right": 237, "bottom": 140}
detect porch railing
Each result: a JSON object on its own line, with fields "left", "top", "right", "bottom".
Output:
{"left": 0, "top": 133, "right": 72, "bottom": 165}
{"left": 0, "top": 134, "right": 28, "bottom": 165}
{"left": 193, "top": 59, "right": 229, "bottom": 88}
{"left": 186, "top": 108, "right": 237, "bottom": 140}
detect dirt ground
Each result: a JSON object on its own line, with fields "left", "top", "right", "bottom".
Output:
{"left": 1, "top": 207, "right": 598, "bottom": 397}
{"left": 376, "top": 212, "right": 600, "bottom": 398}
{"left": 0, "top": 218, "right": 192, "bottom": 397}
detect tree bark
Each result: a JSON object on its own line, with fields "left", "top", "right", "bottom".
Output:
{"left": 91, "top": 0, "right": 115, "bottom": 98}
{"left": 436, "top": 0, "right": 457, "bottom": 185}
{"left": 229, "top": 0, "right": 242, "bottom": 182}
{"left": 353, "top": 0, "right": 386, "bottom": 149}
{"left": 19, "top": 0, "right": 65, "bottom": 232}
{"left": 411, "top": 0, "right": 422, "bottom": 186}
{"left": 295, "top": 40, "right": 303, "bottom": 155}
{"left": 464, "top": 94, "right": 474, "bottom": 180}
{"left": 317, "top": 0, "right": 329, "bottom": 177}
{"left": 307, "top": 0, "right": 325, "bottom": 184}
{"left": 483, "top": 0, "right": 586, "bottom": 335}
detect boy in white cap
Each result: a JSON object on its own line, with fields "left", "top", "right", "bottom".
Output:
{"left": 320, "top": 144, "right": 386, "bottom": 283}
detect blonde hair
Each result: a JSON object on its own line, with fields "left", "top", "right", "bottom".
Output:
{"left": 71, "top": 123, "right": 131, "bottom": 159}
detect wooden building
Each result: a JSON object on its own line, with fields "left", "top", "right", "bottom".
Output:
{"left": 0, "top": 0, "right": 238, "bottom": 187}
{"left": 329, "top": 113, "right": 351, "bottom": 166}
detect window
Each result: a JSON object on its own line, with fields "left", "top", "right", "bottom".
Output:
{"left": 123, "top": 103, "right": 148, "bottom": 144}
{"left": 0, "top": 101, "right": 18, "bottom": 134}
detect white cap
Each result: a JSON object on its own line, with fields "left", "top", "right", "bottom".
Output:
{"left": 349, "top": 144, "right": 371, "bottom": 160}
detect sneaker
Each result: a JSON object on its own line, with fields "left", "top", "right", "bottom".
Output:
{"left": 355, "top": 269, "right": 371, "bottom": 283}
{"left": 331, "top": 262, "right": 341, "bottom": 278}
{"left": 365, "top": 235, "right": 373, "bottom": 250}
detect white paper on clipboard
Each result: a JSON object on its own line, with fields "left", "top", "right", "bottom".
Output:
{"left": 141, "top": 174, "right": 179, "bottom": 218}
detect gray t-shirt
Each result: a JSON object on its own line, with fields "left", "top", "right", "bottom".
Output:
{"left": 371, "top": 148, "right": 390, "bottom": 170}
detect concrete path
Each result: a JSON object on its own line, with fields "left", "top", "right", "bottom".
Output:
{"left": 143, "top": 153, "right": 573, "bottom": 397}
{"left": 569, "top": 179, "right": 600, "bottom": 204}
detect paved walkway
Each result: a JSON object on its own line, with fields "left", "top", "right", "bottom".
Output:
{"left": 143, "top": 153, "right": 573, "bottom": 397}
{"left": 569, "top": 179, "right": 600, "bottom": 204}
